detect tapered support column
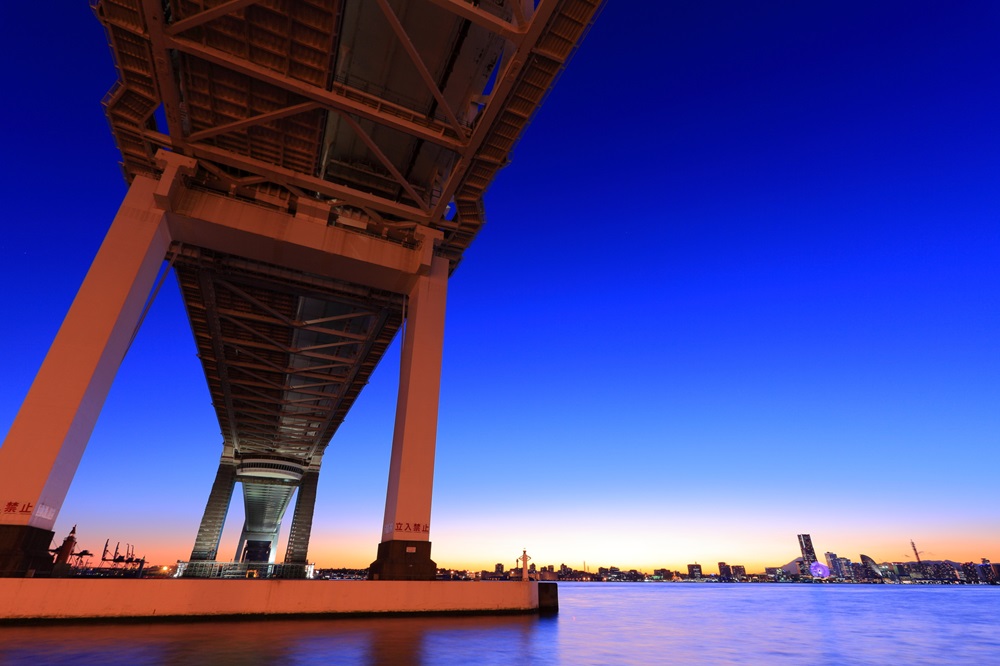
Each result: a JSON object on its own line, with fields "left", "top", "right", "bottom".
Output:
{"left": 369, "top": 255, "right": 448, "bottom": 580}
{"left": 0, "top": 175, "right": 172, "bottom": 577}
{"left": 188, "top": 461, "right": 238, "bottom": 561}
{"left": 284, "top": 470, "right": 319, "bottom": 567}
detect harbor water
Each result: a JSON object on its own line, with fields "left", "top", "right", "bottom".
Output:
{"left": 1, "top": 582, "right": 997, "bottom": 664}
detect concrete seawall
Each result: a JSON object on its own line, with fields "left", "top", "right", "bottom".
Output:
{"left": 0, "top": 579, "right": 541, "bottom": 622}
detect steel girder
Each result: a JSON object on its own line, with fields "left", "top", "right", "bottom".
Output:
{"left": 95, "top": 0, "right": 605, "bottom": 266}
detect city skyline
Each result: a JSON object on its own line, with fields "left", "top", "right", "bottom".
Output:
{"left": 54, "top": 528, "right": 996, "bottom": 578}
{"left": 1, "top": 1, "right": 998, "bottom": 572}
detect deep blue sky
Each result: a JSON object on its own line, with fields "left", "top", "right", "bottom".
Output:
{"left": 1, "top": 1, "right": 997, "bottom": 570}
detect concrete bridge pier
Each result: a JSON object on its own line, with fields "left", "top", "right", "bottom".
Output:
{"left": 369, "top": 254, "right": 449, "bottom": 581}
{"left": 0, "top": 175, "right": 172, "bottom": 577}
{"left": 0, "top": 149, "right": 454, "bottom": 581}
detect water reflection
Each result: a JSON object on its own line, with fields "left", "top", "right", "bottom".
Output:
{"left": 553, "top": 583, "right": 1000, "bottom": 665}
{"left": 0, "top": 613, "right": 546, "bottom": 666}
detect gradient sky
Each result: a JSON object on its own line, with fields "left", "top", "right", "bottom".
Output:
{"left": 1, "top": 1, "right": 997, "bottom": 574}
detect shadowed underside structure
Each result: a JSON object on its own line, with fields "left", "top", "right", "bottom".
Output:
{"left": 0, "top": 0, "right": 602, "bottom": 579}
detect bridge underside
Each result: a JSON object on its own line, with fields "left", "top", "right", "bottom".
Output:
{"left": 172, "top": 245, "right": 402, "bottom": 568}
{"left": 0, "top": 0, "right": 603, "bottom": 578}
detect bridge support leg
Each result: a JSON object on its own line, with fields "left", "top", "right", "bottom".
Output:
{"left": 369, "top": 256, "right": 448, "bottom": 581}
{"left": 0, "top": 176, "right": 171, "bottom": 577}
{"left": 283, "top": 469, "right": 319, "bottom": 576}
{"left": 188, "top": 461, "right": 237, "bottom": 562}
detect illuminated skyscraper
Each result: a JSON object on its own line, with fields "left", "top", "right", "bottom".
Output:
{"left": 798, "top": 534, "right": 818, "bottom": 565}
{"left": 687, "top": 564, "right": 703, "bottom": 579}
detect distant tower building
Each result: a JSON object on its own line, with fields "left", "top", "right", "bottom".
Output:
{"left": 824, "top": 552, "right": 841, "bottom": 577}
{"left": 798, "top": 534, "right": 818, "bottom": 566}
{"left": 53, "top": 526, "right": 78, "bottom": 566}
{"left": 718, "top": 562, "right": 732, "bottom": 579}
{"left": 495, "top": 563, "right": 504, "bottom": 574}
{"left": 687, "top": 564, "right": 703, "bottom": 579}
{"left": 731, "top": 565, "right": 746, "bottom": 581}
{"left": 836, "top": 557, "right": 854, "bottom": 580}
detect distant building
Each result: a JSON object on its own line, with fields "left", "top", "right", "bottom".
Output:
{"left": 782, "top": 557, "right": 804, "bottom": 577}
{"left": 961, "top": 562, "right": 982, "bottom": 583}
{"left": 899, "top": 561, "right": 924, "bottom": 580}
{"left": 798, "top": 535, "right": 818, "bottom": 566}
{"left": 765, "top": 566, "right": 789, "bottom": 581}
{"left": 958, "top": 560, "right": 996, "bottom": 584}
{"left": 924, "top": 561, "right": 957, "bottom": 582}
{"left": 495, "top": 563, "right": 504, "bottom": 574}
{"left": 718, "top": 562, "right": 732, "bottom": 579}
{"left": 731, "top": 565, "right": 746, "bottom": 581}
{"left": 687, "top": 564, "right": 703, "bottom": 579}
{"left": 859, "top": 554, "right": 883, "bottom": 581}
{"left": 835, "top": 558, "right": 854, "bottom": 580}
{"left": 824, "top": 552, "right": 840, "bottom": 577}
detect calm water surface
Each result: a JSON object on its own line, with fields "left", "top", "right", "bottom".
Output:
{"left": 1, "top": 583, "right": 997, "bottom": 664}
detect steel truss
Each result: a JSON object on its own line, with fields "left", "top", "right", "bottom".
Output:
{"left": 171, "top": 244, "right": 403, "bottom": 462}
{"left": 95, "top": 0, "right": 603, "bottom": 266}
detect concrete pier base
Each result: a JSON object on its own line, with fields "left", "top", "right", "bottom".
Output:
{"left": 0, "top": 526, "right": 55, "bottom": 578}
{"left": 368, "top": 540, "right": 436, "bottom": 581}
{"left": 538, "top": 581, "right": 559, "bottom": 614}
{"left": 0, "top": 579, "right": 545, "bottom": 622}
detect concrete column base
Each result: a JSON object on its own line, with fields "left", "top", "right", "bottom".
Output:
{"left": 538, "top": 581, "right": 559, "bottom": 614}
{"left": 368, "top": 540, "right": 436, "bottom": 581}
{"left": 0, "top": 525, "right": 55, "bottom": 578}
